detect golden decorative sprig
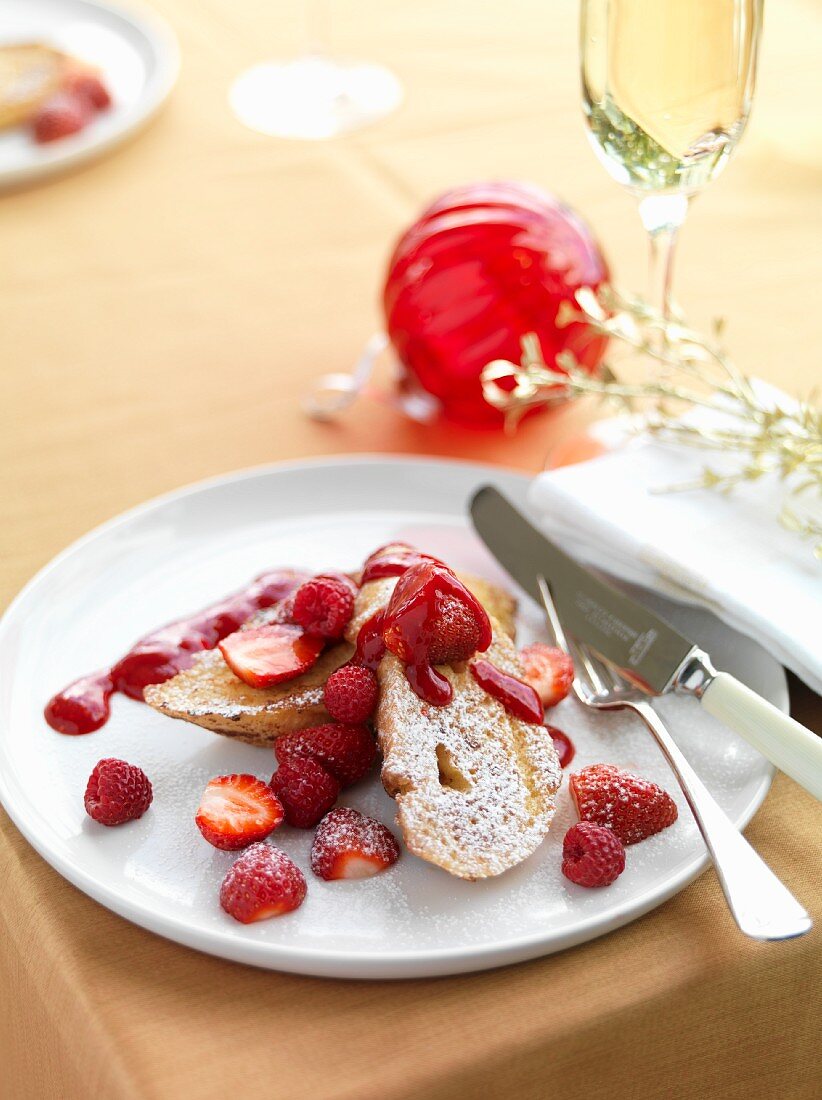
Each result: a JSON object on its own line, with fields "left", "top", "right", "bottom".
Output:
{"left": 482, "top": 286, "right": 822, "bottom": 559}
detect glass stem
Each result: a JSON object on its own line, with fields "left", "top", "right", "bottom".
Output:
{"left": 303, "top": 0, "right": 325, "bottom": 56}
{"left": 638, "top": 193, "right": 689, "bottom": 326}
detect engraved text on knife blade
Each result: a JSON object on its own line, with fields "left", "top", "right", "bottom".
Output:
{"left": 573, "top": 591, "right": 658, "bottom": 668}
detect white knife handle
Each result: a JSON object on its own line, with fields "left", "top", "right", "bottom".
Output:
{"left": 700, "top": 673, "right": 822, "bottom": 802}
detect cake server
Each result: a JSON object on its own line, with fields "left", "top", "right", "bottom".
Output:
{"left": 470, "top": 485, "right": 822, "bottom": 801}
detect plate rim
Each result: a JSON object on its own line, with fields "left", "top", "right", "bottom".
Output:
{"left": 0, "top": 0, "right": 180, "bottom": 189}
{"left": 0, "top": 455, "right": 782, "bottom": 978}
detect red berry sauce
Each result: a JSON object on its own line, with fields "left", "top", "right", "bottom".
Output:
{"left": 546, "top": 724, "right": 575, "bottom": 768}
{"left": 361, "top": 543, "right": 443, "bottom": 584}
{"left": 382, "top": 562, "right": 492, "bottom": 706}
{"left": 44, "top": 570, "right": 306, "bottom": 735}
{"left": 353, "top": 610, "right": 387, "bottom": 670}
{"left": 469, "top": 659, "right": 543, "bottom": 724}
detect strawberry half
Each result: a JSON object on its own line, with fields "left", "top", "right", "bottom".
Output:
{"left": 569, "top": 763, "right": 678, "bottom": 845}
{"left": 218, "top": 623, "right": 324, "bottom": 688}
{"left": 519, "top": 643, "right": 574, "bottom": 708}
{"left": 195, "top": 774, "right": 284, "bottom": 850}
{"left": 310, "top": 807, "right": 400, "bottom": 880}
{"left": 220, "top": 843, "right": 306, "bottom": 922}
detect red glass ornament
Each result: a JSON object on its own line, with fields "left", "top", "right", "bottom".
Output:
{"left": 383, "top": 181, "right": 610, "bottom": 428}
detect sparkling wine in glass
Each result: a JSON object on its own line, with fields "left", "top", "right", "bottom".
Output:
{"left": 580, "top": 0, "right": 763, "bottom": 319}
{"left": 230, "top": 0, "right": 402, "bottom": 140}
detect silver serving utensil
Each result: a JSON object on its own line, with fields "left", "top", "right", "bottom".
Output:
{"left": 537, "top": 576, "right": 811, "bottom": 941}
{"left": 470, "top": 486, "right": 822, "bottom": 802}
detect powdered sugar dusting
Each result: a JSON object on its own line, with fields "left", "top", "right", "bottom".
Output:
{"left": 11, "top": 477, "right": 778, "bottom": 975}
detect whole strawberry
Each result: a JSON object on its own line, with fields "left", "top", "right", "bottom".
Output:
{"left": 562, "top": 822, "right": 625, "bottom": 887}
{"left": 84, "top": 758, "right": 152, "bottom": 826}
{"left": 271, "top": 755, "right": 340, "bottom": 828}
{"left": 220, "top": 843, "right": 306, "bottom": 923}
{"left": 324, "top": 664, "right": 379, "bottom": 724}
{"left": 570, "top": 763, "right": 678, "bottom": 845}
{"left": 274, "top": 722, "right": 376, "bottom": 787}
{"left": 292, "top": 575, "right": 354, "bottom": 639}
{"left": 428, "top": 593, "right": 483, "bottom": 664}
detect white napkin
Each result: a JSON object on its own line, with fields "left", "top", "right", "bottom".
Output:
{"left": 528, "top": 389, "right": 822, "bottom": 693}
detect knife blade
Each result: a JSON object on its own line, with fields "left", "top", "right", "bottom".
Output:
{"left": 470, "top": 485, "right": 697, "bottom": 694}
{"left": 470, "top": 485, "right": 822, "bottom": 803}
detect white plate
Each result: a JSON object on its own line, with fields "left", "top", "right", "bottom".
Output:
{"left": 0, "top": 457, "right": 781, "bottom": 978}
{"left": 0, "top": 0, "right": 178, "bottom": 189}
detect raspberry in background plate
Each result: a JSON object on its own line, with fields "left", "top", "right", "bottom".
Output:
{"left": 275, "top": 722, "right": 376, "bottom": 787}
{"left": 271, "top": 755, "right": 340, "bottom": 828}
{"left": 324, "top": 664, "right": 379, "bottom": 723}
{"left": 84, "top": 758, "right": 152, "bottom": 826}
{"left": 220, "top": 843, "right": 306, "bottom": 923}
{"left": 292, "top": 575, "right": 355, "bottom": 639}
{"left": 562, "top": 822, "right": 625, "bottom": 887}
{"left": 311, "top": 807, "right": 400, "bottom": 880}
{"left": 64, "top": 71, "right": 112, "bottom": 110}
{"left": 32, "top": 93, "right": 89, "bottom": 143}
{"left": 570, "top": 763, "right": 678, "bottom": 845}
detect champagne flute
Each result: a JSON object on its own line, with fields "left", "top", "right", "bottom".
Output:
{"left": 580, "top": 0, "right": 763, "bottom": 322}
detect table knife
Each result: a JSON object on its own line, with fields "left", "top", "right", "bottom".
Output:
{"left": 470, "top": 485, "right": 822, "bottom": 802}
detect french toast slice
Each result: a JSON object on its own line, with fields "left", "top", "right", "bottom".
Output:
{"left": 0, "top": 44, "right": 68, "bottom": 131}
{"left": 145, "top": 601, "right": 352, "bottom": 746}
{"left": 146, "top": 571, "right": 512, "bottom": 747}
{"left": 144, "top": 642, "right": 352, "bottom": 746}
{"left": 347, "top": 576, "right": 561, "bottom": 880}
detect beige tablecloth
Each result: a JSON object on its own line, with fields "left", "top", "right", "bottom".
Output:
{"left": 1, "top": 1, "right": 820, "bottom": 1097}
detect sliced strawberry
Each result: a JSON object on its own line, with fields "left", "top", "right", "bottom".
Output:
{"left": 519, "top": 643, "right": 574, "bottom": 708}
{"left": 311, "top": 807, "right": 400, "bottom": 880}
{"left": 218, "top": 623, "right": 324, "bottom": 687}
{"left": 569, "top": 763, "right": 678, "bottom": 845}
{"left": 220, "top": 843, "right": 306, "bottom": 922}
{"left": 195, "top": 774, "right": 284, "bottom": 850}
{"left": 274, "top": 722, "right": 376, "bottom": 787}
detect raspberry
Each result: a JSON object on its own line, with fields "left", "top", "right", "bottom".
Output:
{"left": 562, "top": 822, "right": 625, "bottom": 887}
{"left": 84, "top": 758, "right": 153, "bottom": 826}
{"left": 519, "top": 643, "right": 574, "bottom": 708}
{"left": 292, "top": 575, "right": 355, "bottom": 639}
{"left": 324, "top": 664, "right": 379, "bottom": 723}
{"left": 274, "top": 722, "right": 376, "bottom": 787}
{"left": 271, "top": 756, "right": 340, "bottom": 828}
{"left": 570, "top": 763, "right": 678, "bottom": 845}
{"left": 64, "top": 71, "right": 112, "bottom": 110}
{"left": 220, "top": 843, "right": 306, "bottom": 923}
{"left": 32, "top": 93, "right": 89, "bottom": 143}
{"left": 195, "top": 774, "right": 284, "bottom": 850}
{"left": 311, "top": 807, "right": 400, "bottom": 880}
{"left": 428, "top": 594, "right": 483, "bottom": 664}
